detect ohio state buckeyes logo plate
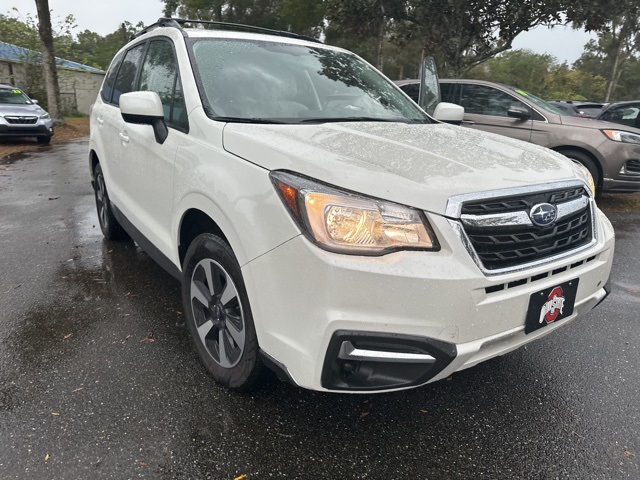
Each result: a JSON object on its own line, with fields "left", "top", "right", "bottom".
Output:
{"left": 525, "top": 278, "right": 579, "bottom": 334}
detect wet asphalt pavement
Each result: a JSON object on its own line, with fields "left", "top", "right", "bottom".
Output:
{"left": 0, "top": 139, "right": 639, "bottom": 479}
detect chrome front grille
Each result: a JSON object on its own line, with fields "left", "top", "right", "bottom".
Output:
{"left": 447, "top": 182, "right": 596, "bottom": 275}
{"left": 5, "top": 116, "right": 38, "bottom": 125}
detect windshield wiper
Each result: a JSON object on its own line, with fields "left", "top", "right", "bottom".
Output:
{"left": 215, "top": 116, "right": 291, "bottom": 124}
{"left": 297, "top": 117, "right": 428, "bottom": 124}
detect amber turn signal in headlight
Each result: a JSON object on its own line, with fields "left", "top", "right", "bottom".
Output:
{"left": 271, "top": 171, "right": 439, "bottom": 255}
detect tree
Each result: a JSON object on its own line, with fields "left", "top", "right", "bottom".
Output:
{"left": 34, "top": 0, "right": 63, "bottom": 124}
{"left": 162, "top": 0, "right": 326, "bottom": 36}
{"left": 466, "top": 49, "right": 607, "bottom": 101}
{"left": 0, "top": 11, "right": 40, "bottom": 50}
{"left": 327, "top": 0, "right": 570, "bottom": 76}
{"left": 567, "top": 0, "right": 640, "bottom": 102}
{"left": 468, "top": 50, "right": 556, "bottom": 93}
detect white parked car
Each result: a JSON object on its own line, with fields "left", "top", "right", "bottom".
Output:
{"left": 89, "top": 18, "right": 614, "bottom": 393}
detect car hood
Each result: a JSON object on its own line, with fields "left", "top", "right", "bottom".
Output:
{"left": 223, "top": 122, "right": 587, "bottom": 216}
{"left": 0, "top": 103, "right": 46, "bottom": 116}
{"left": 559, "top": 114, "right": 640, "bottom": 133}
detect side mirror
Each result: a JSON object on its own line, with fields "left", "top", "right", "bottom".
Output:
{"left": 433, "top": 102, "right": 464, "bottom": 125}
{"left": 418, "top": 56, "right": 441, "bottom": 116}
{"left": 120, "top": 91, "right": 168, "bottom": 144}
{"left": 32, "top": 99, "right": 39, "bottom": 105}
{"left": 507, "top": 104, "right": 531, "bottom": 121}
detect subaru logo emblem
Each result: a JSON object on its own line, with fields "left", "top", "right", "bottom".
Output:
{"left": 530, "top": 203, "right": 557, "bottom": 227}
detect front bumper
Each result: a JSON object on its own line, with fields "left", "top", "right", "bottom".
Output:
{"left": 602, "top": 177, "right": 640, "bottom": 193}
{"left": 599, "top": 140, "right": 640, "bottom": 192}
{"left": 242, "top": 209, "right": 615, "bottom": 393}
{"left": 0, "top": 123, "right": 53, "bottom": 139}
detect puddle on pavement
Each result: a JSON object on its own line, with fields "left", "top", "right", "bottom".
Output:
{"left": 7, "top": 237, "right": 182, "bottom": 376}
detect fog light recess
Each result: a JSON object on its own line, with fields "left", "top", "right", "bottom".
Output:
{"left": 321, "top": 330, "right": 457, "bottom": 391}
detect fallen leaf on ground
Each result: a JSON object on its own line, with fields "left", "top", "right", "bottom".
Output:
{"left": 63, "top": 333, "right": 73, "bottom": 340}
{"left": 51, "top": 412, "right": 60, "bottom": 416}
{"left": 45, "top": 453, "right": 50, "bottom": 461}
{"left": 140, "top": 331, "right": 155, "bottom": 343}
{"left": 360, "top": 412, "right": 370, "bottom": 418}
{"left": 234, "top": 474, "right": 247, "bottom": 480}
{"left": 72, "top": 386, "right": 84, "bottom": 393}
{"left": 624, "top": 450, "right": 635, "bottom": 458}
{"left": 124, "top": 334, "right": 132, "bottom": 340}
{"left": 138, "top": 461, "right": 147, "bottom": 468}
{"left": 48, "top": 197, "right": 60, "bottom": 201}
{"left": 420, "top": 410, "right": 428, "bottom": 413}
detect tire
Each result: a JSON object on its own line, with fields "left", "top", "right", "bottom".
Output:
{"left": 182, "top": 233, "right": 263, "bottom": 391}
{"left": 559, "top": 150, "right": 600, "bottom": 192}
{"left": 93, "top": 164, "right": 129, "bottom": 240}
{"left": 37, "top": 135, "right": 51, "bottom": 145}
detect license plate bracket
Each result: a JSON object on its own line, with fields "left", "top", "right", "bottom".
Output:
{"left": 525, "top": 278, "right": 579, "bottom": 334}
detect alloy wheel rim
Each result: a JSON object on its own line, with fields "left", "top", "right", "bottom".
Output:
{"left": 190, "top": 258, "right": 245, "bottom": 368}
{"left": 96, "top": 175, "right": 109, "bottom": 229}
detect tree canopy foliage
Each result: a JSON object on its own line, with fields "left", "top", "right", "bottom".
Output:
{"left": 0, "top": 9, "right": 139, "bottom": 71}
{"left": 1, "top": 1, "right": 639, "bottom": 104}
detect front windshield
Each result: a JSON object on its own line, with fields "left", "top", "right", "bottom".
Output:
{"left": 509, "top": 87, "right": 566, "bottom": 116}
{"left": 189, "top": 38, "right": 430, "bottom": 124}
{"left": 0, "top": 88, "right": 32, "bottom": 105}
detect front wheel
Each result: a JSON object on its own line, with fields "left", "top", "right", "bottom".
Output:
{"left": 560, "top": 150, "right": 600, "bottom": 193}
{"left": 182, "top": 234, "right": 263, "bottom": 391}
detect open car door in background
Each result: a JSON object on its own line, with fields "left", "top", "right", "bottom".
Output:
{"left": 418, "top": 56, "right": 464, "bottom": 124}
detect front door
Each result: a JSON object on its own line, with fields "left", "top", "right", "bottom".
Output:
{"left": 457, "top": 83, "right": 533, "bottom": 143}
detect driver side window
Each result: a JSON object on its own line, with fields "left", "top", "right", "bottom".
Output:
{"left": 460, "top": 84, "right": 527, "bottom": 117}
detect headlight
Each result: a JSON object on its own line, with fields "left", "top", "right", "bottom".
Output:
{"left": 570, "top": 161, "right": 596, "bottom": 197}
{"left": 270, "top": 171, "right": 439, "bottom": 255}
{"left": 40, "top": 113, "right": 50, "bottom": 119}
{"left": 602, "top": 129, "right": 640, "bottom": 145}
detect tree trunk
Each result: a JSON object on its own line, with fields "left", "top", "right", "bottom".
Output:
{"left": 35, "top": 0, "right": 64, "bottom": 125}
{"left": 605, "top": 18, "right": 631, "bottom": 102}
{"left": 376, "top": 3, "right": 386, "bottom": 71}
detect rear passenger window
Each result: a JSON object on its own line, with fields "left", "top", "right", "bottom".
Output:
{"left": 138, "top": 39, "right": 188, "bottom": 131}
{"left": 112, "top": 43, "right": 145, "bottom": 106}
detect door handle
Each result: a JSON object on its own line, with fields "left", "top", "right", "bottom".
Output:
{"left": 119, "top": 132, "right": 130, "bottom": 144}
{"left": 96, "top": 117, "right": 104, "bottom": 125}
{"left": 462, "top": 120, "right": 476, "bottom": 125}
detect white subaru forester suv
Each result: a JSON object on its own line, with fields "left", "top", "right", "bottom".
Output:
{"left": 89, "top": 18, "right": 614, "bottom": 393}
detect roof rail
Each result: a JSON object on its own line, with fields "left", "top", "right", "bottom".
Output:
{"left": 129, "top": 18, "right": 185, "bottom": 40}
{"left": 130, "top": 17, "right": 322, "bottom": 44}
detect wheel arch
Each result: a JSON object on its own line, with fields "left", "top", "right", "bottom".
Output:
{"left": 89, "top": 150, "right": 100, "bottom": 180}
{"left": 552, "top": 146, "right": 603, "bottom": 187}
{"left": 178, "top": 207, "right": 232, "bottom": 269}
